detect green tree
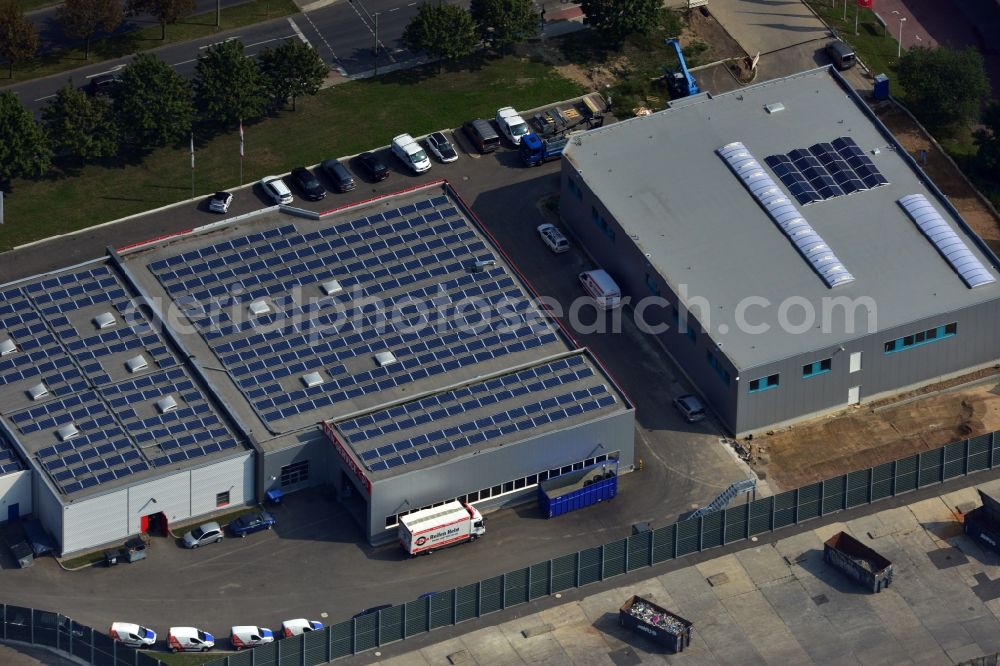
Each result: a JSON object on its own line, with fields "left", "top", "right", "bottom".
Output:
{"left": 114, "top": 53, "right": 193, "bottom": 147}
{"left": 578, "top": 0, "right": 659, "bottom": 48}
{"left": 469, "top": 0, "right": 538, "bottom": 52}
{"left": 258, "top": 38, "right": 328, "bottom": 111}
{"left": 0, "top": 0, "right": 37, "bottom": 78}
{"left": 57, "top": 0, "right": 123, "bottom": 60}
{"left": 402, "top": 3, "right": 478, "bottom": 70}
{"left": 193, "top": 39, "right": 266, "bottom": 128}
{"left": 897, "top": 46, "right": 989, "bottom": 136}
{"left": 972, "top": 101, "right": 1000, "bottom": 198}
{"left": 42, "top": 83, "right": 119, "bottom": 161}
{"left": 0, "top": 91, "right": 52, "bottom": 183}
{"left": 125, "top": 0, "right": 196, "bottom": 40}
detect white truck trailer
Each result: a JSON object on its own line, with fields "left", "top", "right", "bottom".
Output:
{"left": 399, "top": 501, "right": 486, "bottom": 555}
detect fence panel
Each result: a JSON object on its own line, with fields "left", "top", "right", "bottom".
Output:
{"left": 969, "top": 434, "right": 992, "bottom": 472}
{"left": 136, "top": 652, "right": 162, "bottom": 666}
{"left": 114, "top": 643, "right": 137, "bottom": 666}
{"left": 228, "top": 649, "right": 255, "bottom": 666}
{"left": 529, "top": 562, "right": 550, "bottom": 599}
{"left": 430, "top": 590, "right": 456, "bottom": 628}
{"left": 354, "top": 614, "right": 379, "bottom": 653}
{"left": 304, "top": 624, "right": 330, "bottom": 665}
{"left": 943, "top": 441, "right": 967, "bottom": 480}
{"left": 378, "top": 605, "right": 405, "bottom": 645}
{"left": 896, "top": 454, "right": 919, "bottom": 492}
{"left": 700, "top": 510, "right": 724, "bottom": 550}
{"left": 551, "top": 553, "right": 578, "bottom": 592}
{"left": 798, "top": 482, "right": 822, "bottom": 521}
{"left": 822, "top": 476, "right": 846, "bottom": 514}
{"left": 504, "top": 568, "right": 530, "bottom": 608}
{"left": 627, "top": 530, "right": 652, "bottom": 571}
{"left": 330, "top": 620, "right": 352, "bottom": 658}
{"left": 871, "top": 462, "right": 894, "bottom": 501}
{"left": 578, "top": 546, "right": 602, "bottom": 585}
{"left": 676, "top": 519, "right": 700, "bottom": 556}
{"left": 919, "top": 450, "right": 944, "bottom": 487}
{"left": 480, "top": 575, "right": 504, "bottom": 614}
{"left": 846, "top": 470, "right": 870, "bottom": 508}
{"left": 651, "top": 524, "right": 675, "bottom": 563}
{"left": 404, "top": 599, "right": 428, "bottom": 637}
{"left": 748, "top": 497, "right": 771, "bottom": 535}
{"left": 723, "top": 505, "right": 747, "bottom": 544}
{"left": 279, "top": 634, "right": 303, "bottom": 666}
{"left": 455, "top": 583, "right": 479, "bottom": 623}
{"left": 773, "top": 491, "right": 797, "bottom": 529}
{"left": 603, "top": 539, "right": 627, "bottom": 578}
{"left": 32, "top": 610, "right": 58, "bottom": 649}
{"left": 5, "top": 605, "right": 31, "bottom": 642}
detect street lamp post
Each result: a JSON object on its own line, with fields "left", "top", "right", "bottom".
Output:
{"left": 374, "top": 12, "right": 380, "bottom": 76}
{"left": 897, "top": 17, "right": 907, "bottom": 58}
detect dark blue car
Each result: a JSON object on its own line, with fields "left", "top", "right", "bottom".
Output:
{"left": 227, "top": 512, "right": 276, "bottom": 538}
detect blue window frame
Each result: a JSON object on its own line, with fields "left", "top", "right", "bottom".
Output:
{"left": 567, "top": 177, "right": 582, "bottom": 201}
{"left": 802, "top": 358, "right": 832, "bottom": 379}
{"left": 706, "top": 350, "right": 730, "bottom": 385}
{"left": 749, "top": 374, "right": 779, "bottom": 393}
{"left": 591, "top": 206, "right": 616, "bottom": 242}
{"left": 884, "top": 322, "right": 957, "bottom": 354}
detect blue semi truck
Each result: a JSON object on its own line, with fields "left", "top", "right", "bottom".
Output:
{"left": 538, "top": 460, "right": 618, "bottom": 518}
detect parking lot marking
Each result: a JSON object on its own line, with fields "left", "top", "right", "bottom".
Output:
{"left": 86, "top": 64, "right": 125, "bottom": 79}
{"left": 33, "top": 93, "right": 57, "bottom": 102}
{"left": 287, "top": 17, "right": 312, "bottom": 46}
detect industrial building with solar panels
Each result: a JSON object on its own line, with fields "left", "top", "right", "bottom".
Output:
{"left": 560, "top": 67, "right": 1000, "bottom": 437}
{"left": 0, "top": 181, "right": 634, "bottom": 554}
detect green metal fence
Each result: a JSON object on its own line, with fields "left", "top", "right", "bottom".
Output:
{"left": 5, "top": 432, "right": 998, "bottom": 665}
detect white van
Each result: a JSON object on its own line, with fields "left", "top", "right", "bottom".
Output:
{"left": 231, "top": 625, "right": 274, "bottom": 650}
{"left": 579, "top": 269, "right": 622, "bottom": 309}
{"left": 281, "top": 618, "right": 324, "bottom": 637}
{"left": 109, "top": 622, "right": 156, "bottom": 648}
{"left": 167, "top": 626, "right": 215, "bottom": 652}
{"left": 391, "top": 133, "right": 431, "bottom": 173}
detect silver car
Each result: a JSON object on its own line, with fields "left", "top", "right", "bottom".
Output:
{"left": 183, "top": 521, "right": 223, "bottom": 548}
{"left": 259, "top": 176, "right": 293, "bottom": 205}
{"left": 673, "top": 394, "right": 706, "bottom": 423}
{"left": 537, "top": 223, "right": 570, "bottom": 253}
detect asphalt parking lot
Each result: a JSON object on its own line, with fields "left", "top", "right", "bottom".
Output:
{"left": 0, "top": 105, "right": 753, "bottom": 639}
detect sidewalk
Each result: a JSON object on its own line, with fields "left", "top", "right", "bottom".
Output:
{"left": 372, "top": 479, "right": 1000, "bottom": 665}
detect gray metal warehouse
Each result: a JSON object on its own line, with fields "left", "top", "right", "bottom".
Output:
{"left": 559, "top": 67, "right": 1000, "bottom": 436}
{"left": 0, "top": 260, "right": 253, "bottom": 555}
{"left": 121, "top": 181, "right": 635, "bottom": 546}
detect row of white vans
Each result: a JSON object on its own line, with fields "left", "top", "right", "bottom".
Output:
{"left": 109, "top": 618, "right": 322, "bottom": 652}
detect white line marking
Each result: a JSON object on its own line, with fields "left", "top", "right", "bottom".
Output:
{"left": 85, "top": 64, "right": 126, "bottom": 79}
{"left": 172, "top": 58, "right": 198, "bottom": 66}
{"left": 300, "top": 10, "right": 341, "bottom": 68}
{"left": 287, "top": 17, "right": 311, "bottom": 46}
{"left": 199, "top": 35, "right": 241, "bottom": 49}
{"left": 245, "top": 36, "right": 289, "bottom": 49}
{"left": 34, "top": 94, "right": 57, "bottom": 102}
{"left": 388, "top": 6, "right": 399, "bottom": 11}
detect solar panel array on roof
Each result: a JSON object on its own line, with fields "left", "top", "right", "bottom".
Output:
{"left": 765, "top": 136, "right": 888, "bottom": 206}
{"left": 147, "top": 195, "right": 560, "bottom": 428}
{"left": 717, "top": 141, "right": 855, "bottom": 288}
{"left": 2, "top": 263, "right": 242, "bottom": 494}
{"left": 898, "top": 193, "right": 997, "bottom": 289}
{"left": 0, "top": 431, "right": 24, "bottom": 474}
{"left": 338, "top": 355, "right": 617, "bottom": 473}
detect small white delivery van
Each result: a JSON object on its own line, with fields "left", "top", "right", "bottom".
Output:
{"left": 231, "top": 625, "right": 275, "bottom": 650}
{"left": 167, "top": 626, "right": 215, "bottom": 652}
{"left": 579, "top": 269, "right": 622, "bottom": 310}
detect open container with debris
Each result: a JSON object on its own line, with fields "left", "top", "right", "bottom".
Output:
{"left": 823, "top": 531, "right": 893, "bottom": 593}
{"left": 618, "top": 595, "right": 693, "bottom": 652}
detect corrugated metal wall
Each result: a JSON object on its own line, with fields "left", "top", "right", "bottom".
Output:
{"left": 33, "top": 475, "right": 63, "bottom": 550}
{"left": 190, "top": 453, "right": 253, "bottom": 515}
{"left": 126, "top": 470, "right": 191, "bottom": 532}
{"left": 0, "top": 471, "right": 32, "bottom": 522}
{"left": 62, "top": 489, "right": 128, "bottom": 555}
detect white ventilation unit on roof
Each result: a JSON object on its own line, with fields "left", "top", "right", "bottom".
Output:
{"left": 125, "top": 355, "right": 148, "bottom": 373}
{"left": 301, "top": 371, "right": 324, "bottom": 388}
{"left": 717, "top": 141, "right": 855, "bottom": 288}
{"left": 93, "top": 312, "right": 116, "bottom": 329}
{"left": 27, "top": 383, "right": 49, "bottom": 401}
{"left": 764, "top": 102, "right": 785, "bottom": 114}
{"left": 898, "top": 194, "right": 996, "bottom": 289}
{"left": 0, "top": 338, "right": 16, "bottom": 356}
{"left": 374, "top": 351, "right": 397, "bottom": 367}
{"left": 321, "top": 280, "right": 342, "bottom": 296}
{"left": 248, "top": 300, "right": 271, "bottom": 316}
{"left": 155, "top": 395, "right": 178, "bottom": 414}
{"left": 56, "top": 423, "right": 79, "bottom": 441}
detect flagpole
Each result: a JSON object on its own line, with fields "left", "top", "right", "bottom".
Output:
{"left": 190, "top": 133, "right": 195, "bottom": 198}
{"left": 855, "top": 1, "right": 859, "bottom": 34}
{"left": 239, "top": 119, "right": 245, "bottom": 184}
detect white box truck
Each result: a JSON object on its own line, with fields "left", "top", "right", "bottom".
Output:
{"left": 399, "top": 501, "right": 485, "bottom": 555}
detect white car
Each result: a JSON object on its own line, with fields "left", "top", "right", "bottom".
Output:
{"left": 391, "top": 133, "right": 431, "bottom": 173}
{"left": 537, "top": 223, "right": 569, "bottom": 253}
{"left": 425, "top": 132, "right": 459, "bottom": 163}
{"left": 496, "top": 106, "right": 529, "bottom": 145}
{"left": 109, "top": 622, "right": 157, "bottom": 648}
{"left": 281, "top": 619, "right": 324, "bottom": 637}
{"left": 208, "top": 191, "right": 233, "bottom": 213}
{"left": 260, "top": 176, "right": 293, "bottom": 205}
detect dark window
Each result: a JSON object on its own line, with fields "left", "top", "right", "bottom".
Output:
{"left": 216, "top": 491, "right": 229, "bottom": 507}
{"left": 280, "top": 460, "right": 309, "bottom": 487}
{"left": 514, "top": 478, "right": 526, "bottom": 490}
{"left": 385, "top": 515, "right": 397, "bottom": 528}
{"left": 526, "top": 474, "right": 538, "bottom": 486}
{"left": 467, "top": 490, "right": 480, "bottom": 502}
{"left": 491, "top": 485, "right": 502, "bottom": 496}
{"left": 945, "top": 322, "right": 957, "bottom": 335}
{"left": 502, "top": 481, "right": 514, "bottom": 493}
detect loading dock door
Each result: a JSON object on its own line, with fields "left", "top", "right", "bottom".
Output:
{"left": 8, "top": 503, "right": 18, "bottom": 522}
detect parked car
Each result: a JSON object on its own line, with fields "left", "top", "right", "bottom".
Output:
{"left": 230, "top": 625, "right": 274, "bottom": 650}
{"left": 168, "top": 627, "right": 214, "bottom": 652}
{"left": 425, "top": 132, "right": 458, "bottom": 163}
{"left": 290, "top": 167, "right": 326, "bottom": 201}
{"left": 352, "top": 604, "right": 392, "bottom": 619}
{"left": 673, "top": 394, "right": 706, "bottom": 422}
{"left": 109, "top": 622, "right": 157, "bottom": 648}
{"left": 537, "top": 223, "right": 570, "bottom": 253}
{"left": 208, "top": 191, "right": 233, "bottom": 214}
{"left": 321, "top": 158, "right": 356, "bottom": 192}
{"left": 357, "top": 151, "right": 390, "bottom": 181}
{"left": 228, "top": 511, "right": 276, "bottom": 538}
{"left": 182, "top": 521, "right": 223, "bottom": 548}
{"left": 462, "top": 118, "right": 500, "bottom": 154}
{"left": 825, "top": 40, "right": 856, "bottom": 70}
{"left": 260, "top": 176, "right": 293, "bottom": 205}
{"left": 88, "top": 72, "right": 120, "bottom": 96}
{"left": 496, "top": 106, "right": 530, "bottom": 145}
{"left": 281, "top": 619, "right": 324, "bottom": 637}
{"left": 391, "top": 133, "right": 431, "bottom": 173}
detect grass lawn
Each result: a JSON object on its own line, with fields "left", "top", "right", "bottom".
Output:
{"left": 805, "top": 0, "right": 907, "bottom": 100}
{"left": 0, "top": 56, "right": 583, "bottom": 250}
{"left": 4, "top": 0, "right": 297, "bottom": 86}
{"left": 145, "top": 651, "right": 227, "bottom": 666}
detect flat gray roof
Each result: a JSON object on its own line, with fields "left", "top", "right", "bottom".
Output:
{"left": 333, "top": 350, "right": 625, "bottom": 481}
{"left": 122, "top": 183, "right": 627, "bottom": 457}
{"left": 564, "top": 68, "right": 1000, "bottom": 369}
{"left": 0, "top": 261, "right": 246, "bottom": 498}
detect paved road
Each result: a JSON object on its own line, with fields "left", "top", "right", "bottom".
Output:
{"left": 4, "top": 0, "right": 479, "bottom": 115}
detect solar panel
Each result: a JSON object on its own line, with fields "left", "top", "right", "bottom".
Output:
{"left": 719, "top": 142, "right": 855, "bottom": 288}
{"left": 897, "top": 194, "right": 996, "bottom": 288}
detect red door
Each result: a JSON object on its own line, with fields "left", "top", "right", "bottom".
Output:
{"left": 140, "top": 515, "right": 149, "bottom": 532}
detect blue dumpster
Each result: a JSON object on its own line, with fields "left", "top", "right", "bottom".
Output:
{"left": 873, "top": 73, "right": 890, "bottom": 101}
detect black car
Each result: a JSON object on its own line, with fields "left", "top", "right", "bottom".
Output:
{"left": 88, "top": 73, "right": 121, "bottom": 96}
{"left": 357, "top": 152, "right": 390, "bottom": 181}
{"left": 290, "top": 167, "right": 326, "bottom": 201}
